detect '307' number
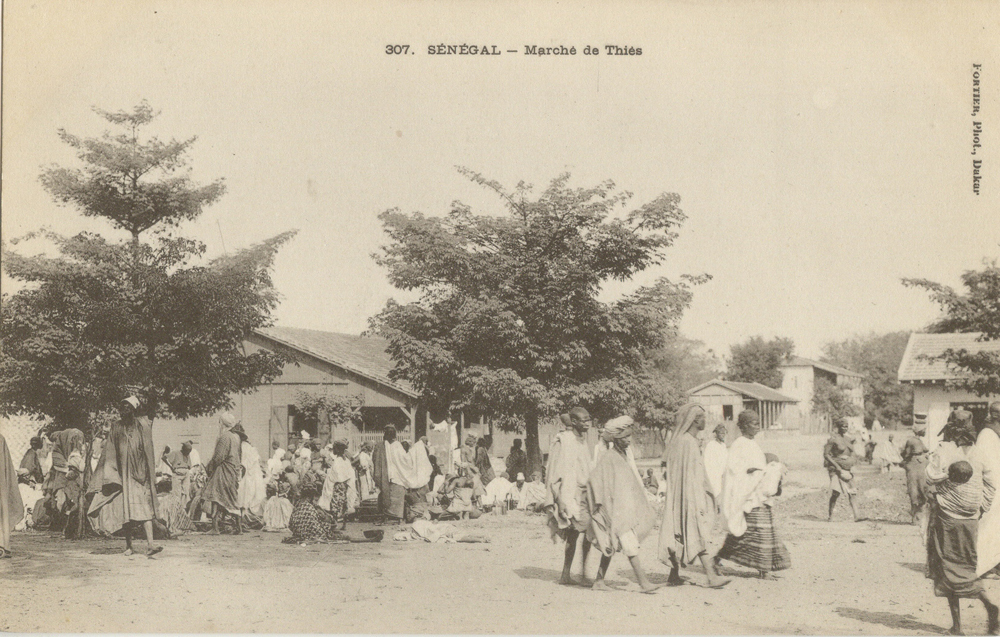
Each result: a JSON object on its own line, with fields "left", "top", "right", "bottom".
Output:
{"left": 386, "top": 45, "right": 410, "bottom": 54}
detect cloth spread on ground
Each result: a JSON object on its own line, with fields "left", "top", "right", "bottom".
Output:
{"left": 201, "top": 429, "right": 242, "bottom": 514}
{"left": 87, "top": 416, "right": 159, "bottom": 534}
{"left": 587, "top": 445, "right": 656, "bottom": 557}
{"left": 1, "top": 434, "right": 24, "bottom": 551}
{"left": 977, "top": 426, "right": 1000, "bottom": 576}
{"left": 658, "top": 430, "right": 720, "bottom": 565}
{"left": 545, "top": 429, "right": 593, "bottom": 541}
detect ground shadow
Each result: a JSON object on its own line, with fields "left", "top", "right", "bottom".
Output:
{"left": 835, "top": 607, "right": 942, "bottom": 634}
{"left": 899, "top": 562, "right": 927, "bottom": 574}
{"left": 514, "top": 566, "right": 628, "bottom": 588}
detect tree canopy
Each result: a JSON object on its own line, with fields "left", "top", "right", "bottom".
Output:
{"left": 1, "top": 103, "right": 294, "bottom": 432}
{"left": 903, "top": 260, "right": 1000, "bottom": 396}
{"left": 725, "top": 336, "right": 795, "bottom": 389}
{"left": 370, "top": 169, "right": 707, "bottom": 468}
{"left": 821, "top": 331, "right": 913, "bottom": 427}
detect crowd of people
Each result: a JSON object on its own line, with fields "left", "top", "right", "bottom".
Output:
{"left": 544, "top": 405, "right": 790, "bottom": 595}
{"left": 3, "top": 396, "right": 1000, "bottom": 635}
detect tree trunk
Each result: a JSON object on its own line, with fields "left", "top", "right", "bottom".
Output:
{"left": 71, "top": 435, "right": 95, "bottom": 539}
{"left": 524, "top": 408, "right": 544, "bottom": 478}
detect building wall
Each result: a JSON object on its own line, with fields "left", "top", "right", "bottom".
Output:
{"left": 151, "top": 338, "right": 417, "bottom": 461}
{"left": 688, "top": 386, "right": 744, "bottom": 425}
{"left": 780, "top": 366, "right": 815, "bottom": 421}
{"left": 911, "top": 384, "right": 999, "bottom": 451}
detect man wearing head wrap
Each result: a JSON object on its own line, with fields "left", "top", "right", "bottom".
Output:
{"left": 902, "top": 421, "right": 930, "bottom": 526}
{"left": 88, "top": 396, "right": 162, "bottom": 556}
{"left": 978, "top": 402, "right": 1000, "bottom": 579}
{"left": 545, "top": 406, "right": 595, "bottom": 586}
{"left": 586, "top": 416, "right": 659, "bottom": 593}
{"left": 201, "top": 412, "right": 243, "bottom": 534}
{"left": 658, "top": 403, "right": 730, "bottom": 588}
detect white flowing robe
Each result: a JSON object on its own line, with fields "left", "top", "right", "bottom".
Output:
{"left": 386, "top": 440, "right": 433, "bottom": 490}
{"left": 977, "top": 427, "right": 1000, "bottom": 576}
{"left": 719, "top": 436, "right": 767, "bottom": 537}
{"left": 237, "top": 442, "right": 267, "bottom": 516}
{"left": 703, "top": 439, "right": 728, "bottom": 498}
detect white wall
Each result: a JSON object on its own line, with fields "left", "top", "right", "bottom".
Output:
{"left": 911, "top": 384, "right": 999, "bottom": 451}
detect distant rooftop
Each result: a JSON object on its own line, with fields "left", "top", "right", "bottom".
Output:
{"left": 254, "top": 326, "right": 418, "bottom": 398}
{"left": 897, "top": 332, "right": 1000, "bottom": 383}
{"left": 779, "top": 356, "right": 863, "bottom": 378}
{"left": 687, "top": 379, "right": 799, "bottom": 403}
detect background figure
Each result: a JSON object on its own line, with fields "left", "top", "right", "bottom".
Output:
{"left": 201, "top": 413, "right": 243, "bottom": 535}
{"left": 475, "top": 436, "right": 495, "bottom": 486}
{"left": 318, "top": 439, "right": 353, "bottom": 529}
{"left": 902, "top": 426, "right": 930, "bottom": 529}
{"left": 704, "top": 423, "right": 729, "bottom": 500}
{"left": 658, "top": 404, "right": 729, "bottom": 588}
{"left": 1, "top": 433, "right": 25, "bottom": 558}
{"left": 236, "top": 429, "right": 266, "bottom": 519}
{"left": 824, "top": 416, "right": 861, "bottom": 522}
{"left": 505, "top": 439, "right": 527, "bottom": 484}
{"left": 544, "top": 407, "right": 594, "bottom": 586}
{"left": 87, "top": 396, "right": 161, "bottom": 556}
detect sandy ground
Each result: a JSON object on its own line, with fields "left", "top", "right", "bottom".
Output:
{"left": 3, "top": 433, "right": 998, "bottom": 635}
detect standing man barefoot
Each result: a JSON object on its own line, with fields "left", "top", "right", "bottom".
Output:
{"left": 588, "top": 416, "right": 659, "bottom": 593}
{"left": 88, "top": 396, "right": 162, "bottom": 556}
{"left": 545, "top": 407, "right": 595, "bottom": 586}
{"left": 202, "top": 413, "right": 243, "bottom": 535}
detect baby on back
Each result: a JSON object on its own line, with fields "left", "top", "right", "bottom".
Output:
{"left": 934, "top": 460, "right": 982, "bottom": 519}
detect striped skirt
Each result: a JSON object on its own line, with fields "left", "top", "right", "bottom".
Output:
{"left": 718, "top": 506, "right": 791, "bottom": 573}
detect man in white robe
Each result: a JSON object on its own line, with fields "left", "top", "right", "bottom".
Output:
{"left": 703, "top": 423, "right": 728, "bottom": 499}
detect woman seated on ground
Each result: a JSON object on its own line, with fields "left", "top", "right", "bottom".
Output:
{"left": 262, "top": 480, "right": 293, "bottom": 532}
{"left": 925, "top": 409, "right": 998, "bottom": 636}
{"left": 286, "top": 474, "right": 347, "bottom": 544}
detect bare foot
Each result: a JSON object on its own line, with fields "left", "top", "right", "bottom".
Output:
{"left": 558, "top": 575, "right": 577, "bottom": 586}
{"left": 947, "top": 625, "right": 964, "bottom": 636}
{"left": 639, "top": 583, "right": 661, "bottom": 594}
{"left": 146, "top": 546, "right": 163, "bottom": 557}
{"left": 578, "top": 578, "right": 593, "bottom": 587}
{"left": 591, "top": 579, "right": 612, "bottom": 591}
{"left": 123, "top": 548, "right": 133, "bottom": 556}
{"left": 667, "top": 574, "right": 686, "bottom": 586}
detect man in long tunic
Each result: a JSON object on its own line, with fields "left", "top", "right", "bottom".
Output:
{"left": 88, "top": 396, "right": 161, "bottom": 556}
{"left": 202, "top": 413, "right": 243, "bottom": 534}
{"left": 372, "top": 426, "right": 432, "bottom": 523}
{"left": 658, "top": 403, "right": 729, "bottom": 588}
{"left": 977, "top": 401, "right": 1000, "bottom": 578}
{"left": 545, "top": 406, "right": 594, "bottom": 586}
{"left": 587, "top": 416, "right": 658, "bottom": 592}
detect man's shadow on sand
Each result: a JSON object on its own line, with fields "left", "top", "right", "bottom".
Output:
{"left": 514, "top": 566, "right": 628, "bottom": 588}
{"left": 836, "top": 607, "right": 942, "bottom": 634}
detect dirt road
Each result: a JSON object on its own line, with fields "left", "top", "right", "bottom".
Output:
{"left": 3, "top": 434, "right": 997, "bottom": 634}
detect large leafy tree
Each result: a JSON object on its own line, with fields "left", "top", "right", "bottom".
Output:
{"left": 821, "top": 331, "right": 913, "bottom": 427}
{"left": 370, "top": 170, "right": 706, "bottom": 471}
{"left": 903, "top": 260, "right": 1000, "bottom": 396}
{"left": 1, "top": 102, "right": 294, "bottom": 433}
{"left": 725, "top": 336, "right": 795, "bottom": 389}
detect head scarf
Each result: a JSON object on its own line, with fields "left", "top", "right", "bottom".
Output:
{"left": 943, "top": 409, "right": 977, "bottom": 447}
{"left": 219, "top": 412, "right": 237, "bottom": 429}
{"left": 601, "top": 416, "right": 634, "bottom": 442}
{"left": 231, "top": 423, "right": 249, "bottom": 443}
{"left": 669, "top": 404, "right": 705, "bottom": 443}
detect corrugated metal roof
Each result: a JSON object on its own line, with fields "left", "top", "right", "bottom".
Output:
{"left": 687, "top": 379, "right": 798, "bottom": 403}
{"left": 254, "top": 327, "right": 419, "bottom": 398}
{"left": 779, "top": 356, "right": 863, "bottom": 378}
{"left": 897, "top": 332, "right": 1000, "bottom": 382}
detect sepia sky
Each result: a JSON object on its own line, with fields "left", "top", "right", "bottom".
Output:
{"left": 2, "top": 0, "right": 998, "bottom": 362}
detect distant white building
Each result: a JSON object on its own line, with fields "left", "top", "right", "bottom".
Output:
{"left": 778, "top": 356, "right": 865, "bottom": 433}
{"left": 897, "top": 332, "right": 1000, "bottom": 451}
